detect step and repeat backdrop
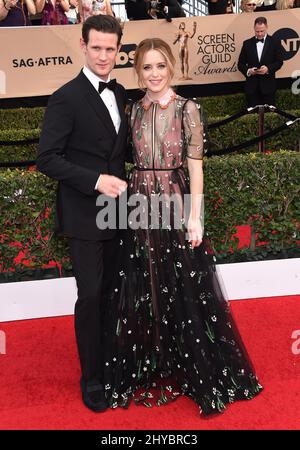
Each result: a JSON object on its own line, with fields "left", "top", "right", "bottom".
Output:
{"left": 0, "top": 9, "right": 299, "bottom": 98}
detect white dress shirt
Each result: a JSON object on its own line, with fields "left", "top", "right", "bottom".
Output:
{"left": 256, "top": 37, "right": 266, "bottom": 62}
{"left": 82, "top": 66, "right": 121, "bottom": 190}
{"left": 247, "top": 35, "right": 267, "bottom": 77}
{"left": 83, "top": 65, "right": 121, "bottom": 133}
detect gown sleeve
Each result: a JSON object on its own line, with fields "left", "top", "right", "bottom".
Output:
{"left": 182, "top": 99, "right": 205, "bottom": 160}
{"left": 125, "top": 101, "right": 135, "bottom": 165}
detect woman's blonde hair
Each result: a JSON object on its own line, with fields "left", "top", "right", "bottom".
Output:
{"left": 133, "top": 38, "right": 176, "bottom": 89}
{"left": 276, "top": 0, "right": 294, "bottom": 9}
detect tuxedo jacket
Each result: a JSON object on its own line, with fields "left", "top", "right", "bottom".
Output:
{"left": 206, "top": 0, "right": 228, "bottom": 15}
{"left": 238, "top": 35, "right": 283, "bottom": 95}
{"left": 37, "top": 70, "right": 127, "bottom": 241}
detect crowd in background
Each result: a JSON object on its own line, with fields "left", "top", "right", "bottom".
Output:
{"left": 0, "top": 0, "right": 299, "bottom": 27}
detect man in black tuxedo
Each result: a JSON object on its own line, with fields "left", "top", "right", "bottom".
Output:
{"left": 238, "top": 16, "right": 284, "bottom": 107}
{"left": 37, "top": 15, "right": 128, "bottom": 412}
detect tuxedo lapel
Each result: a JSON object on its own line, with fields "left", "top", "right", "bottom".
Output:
{"left": 115, "top": 84, "right": 126, "bottom": 124}
{"left": 251, "top": 37, "right": 260, "bottom": 66}
{"left": 77, "top": 71, "right": 116, "bottom": 137}
{"left": 109, "top": 84, "right": 127, "bottom": 161}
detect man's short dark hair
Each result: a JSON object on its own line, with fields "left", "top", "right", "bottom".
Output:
{"left": 82, "top": 15, "right": 123, "bottom": 46}
{"left": 254, "top": 17, "right": 268, "bottom": 27}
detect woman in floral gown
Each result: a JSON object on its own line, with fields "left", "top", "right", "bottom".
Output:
{"left": 102, "top": 38, "right": 263, "bottom": 416}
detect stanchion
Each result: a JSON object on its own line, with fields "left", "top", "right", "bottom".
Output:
{"left": 1, "top": 107, "right": 299, "bottom": 165}
{"left": 258, "top": 105, "right": 265, "bottom": 153}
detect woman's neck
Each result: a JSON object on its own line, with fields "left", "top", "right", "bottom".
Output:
{"left": 146, "top": 87, "right": 173, "bottom": 102}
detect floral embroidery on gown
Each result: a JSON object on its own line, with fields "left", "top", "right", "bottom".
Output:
{"left": 102, "top": 91, "right": 263, "bottom": 415}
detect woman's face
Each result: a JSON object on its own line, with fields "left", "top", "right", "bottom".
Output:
{"left": 140, "top": 49, "right": 171, "bottom": 98}
{"left": 243, "top": 1, "right": 256, "bottom": 12}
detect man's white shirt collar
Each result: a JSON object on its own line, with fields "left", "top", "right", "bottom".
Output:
{"left": 256, "top": 34, "right": 268, "bottom": 43}
{"left": 83, "top": 66, "right": 111, "bottom": 92}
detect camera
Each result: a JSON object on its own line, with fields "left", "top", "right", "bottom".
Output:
{"left": 92, "top": 0, "right": 103, "bottom": 12}
{"left": 146, "top": 0, "right": 172, "bottom": 21}
{"left": 149, "top": 0, "right": 164, "bottom": 10}
{"left": 125, "top": 0, "right": 184, "bottom": 21}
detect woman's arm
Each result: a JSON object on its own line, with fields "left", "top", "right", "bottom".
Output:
{"left": 35, "top": 0, "right": 45, "bottom": 13}
{"left": 106, "top": 0, "right": 114, "bottom": 16}
{"left": 25, "top": 0, "right": 36, "bottom": 14}
{"left": 59, "top": 0, "right": 70, "bottom": 12}
{"left": 0, "top": 0, "right": 9, "bottom": 21}
{"left": 36, "top": 0, "right": 69, "bottom": 13}
{"left": 0, "top": 0, "right": 17, "bottom": 21}
{"left": 77, "top": 0, "right": 84, "bottom": 22}
{"left": 183, "top": 99, "right": 205, "bottom": 249}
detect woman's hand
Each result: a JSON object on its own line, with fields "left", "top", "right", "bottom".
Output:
{"left": 5, "top": 0, "right": 17, "bottom": 8}
{"left": 187, "top": 216, "right": 203, "bottom": 249}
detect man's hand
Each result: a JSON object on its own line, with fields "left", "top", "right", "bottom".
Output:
{"left": 96, "top": 174, "right": 127, "bottom": 198}
{"left": 248, "top": 67, "right": 258, "bottom": 76}
{"left": 255, "top": 65, "right": 269, "bottom": 75}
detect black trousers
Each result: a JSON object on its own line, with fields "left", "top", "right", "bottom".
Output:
{"left": 69, "top": 235, "right": 120, "bottom": 383}
{"left": 246, "top": 87, "right": 276, "bottom": 108}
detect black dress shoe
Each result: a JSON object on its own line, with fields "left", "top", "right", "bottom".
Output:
{"left": 80, "top": 378, "right": 108, "bottom": 412}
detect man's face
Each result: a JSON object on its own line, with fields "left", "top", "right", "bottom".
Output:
{"left": 80, "top": 30, "right": 120, "bottom": 81}
{"left": 254, "top": 23, "right": 268, "bottom": 40}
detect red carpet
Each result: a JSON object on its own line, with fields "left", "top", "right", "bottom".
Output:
{"left": 0, "top": 295, "right": 300, "bottom": 430}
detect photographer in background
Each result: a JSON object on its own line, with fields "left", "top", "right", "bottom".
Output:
{"left": 148, "top": 0, "right": 185, "bottom": 19}
{"left": 0, "top": 0, "right": 36, "bottom": 25}
{"left": 36, "top": 0, "right": 69, "bottom": 25}
{"left": 80, "top": 0, "right": 114, "bottom": 22}
{"left": 65, "top": 0, "right": 80, "bottom": 23}
{"left": 125, "top": 0, "right": 149, "bottom": 19}
{"left": 125, "top": 0, "right": 185, "bottom": 21}
{"left": 205, "top": 0, "right": 228, "bottom": 14}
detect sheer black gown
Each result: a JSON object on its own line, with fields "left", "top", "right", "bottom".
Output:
{"left": 102, "top": 92, "right": 263, "bottom": 415}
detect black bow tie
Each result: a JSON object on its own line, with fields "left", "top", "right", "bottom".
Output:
{"left": 256, "top": 38, "right": 264, "bottom": 44}
{"left": 98, "top": 79, "right": 117, "bottom": 94}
